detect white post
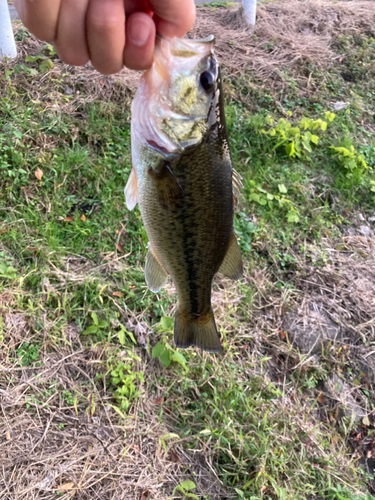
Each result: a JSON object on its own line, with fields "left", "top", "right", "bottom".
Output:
{"left": 0, "top": 0, "right": 17, "bottom": 60}
{"left": 242, "top": 0, "right": 257, "bottom": 31}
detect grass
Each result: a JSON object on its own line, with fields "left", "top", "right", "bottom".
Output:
{"left": 1, "top": 3, "right": 375, "bottom": 499}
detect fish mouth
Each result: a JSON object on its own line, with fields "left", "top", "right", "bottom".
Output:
{"left": 146, "top": 131, "right": 204, "bottom": 158}
{"left": 186, "top": 35, "right": 215, "bottom": 44}
{"left": 156, "top": 34, "right": 215, "bottom": 44}
{"left": 146, "top": 140, "right": 179, "bottom": 158}
{"left": 155, "top": 34, "right": 215, "bottom": 58}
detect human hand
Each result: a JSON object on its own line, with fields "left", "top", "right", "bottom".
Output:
{"left": 14, "top": 0, "right": 196, "bottom": 74}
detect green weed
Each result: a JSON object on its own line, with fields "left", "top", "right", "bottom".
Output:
{"left": 15, "top": 342, "right": 40, "bottom": 366}
{"left": 107, "top": 353, "right": 144, "bottom": 412}
{"left": 173, "top": 480, "right": 199, "bottom": 499}
{"left": 152, "top": 317, "right": 188, "bottom": 370}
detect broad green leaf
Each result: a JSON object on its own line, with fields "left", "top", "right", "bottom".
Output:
{"left": 124, "top": 328, "right": 136, "bottom": 344}
{"left": 179, "top": 480, "right": 196, "bottom": 491}
{"left": 310, "top": 134, "right": 319, "bottom": 145}
{"left": 39, "top": 59, "right": 53, "bottom": 72}
{"left": 325, "top": 111, "right": 335, "bottom": 122}
{"left": 171, "top": 352, "right": 187, "bottom": 368}
{"left": 25, "top": 55, "right": 43, "bottom": 63}
{"left": 82, "top": 325, "right": 99, "bottom": 335}
{"left": 320, "top": 121, "right": 327, "bottom": 131}
{"left": 174, "top": 486, "right": 185, "bottom": 494}
{"left": 258, "top": 197, "right": 267, "bottom": 206}
{"left": 285, "top": 142, "right": 295, "bottom": 157}
{"left": 118, "top": 330, "right": 125, "bottom": 346}
{"left": 159, "top": 349, "right": 171, "bottom": 367}
{"left": 91, "top": 312, "right": 99, "bottom": 326}
{"left": 98, "top": 320, "right": 108, "bottom": 329}
{"left": 299, "top": 117, "right": 312, "bottom": 130}
{"left": 160, "top": 316, "right": 174, "bottom": 331}
{"left": 152, "top": 342, "right": 164, "bottom": 358}
{"left": 278, "top": 184, "right": 287, "bottom": 194}
{"left": 185, "top": 493, "right": 199, "bottom": 499}
{"left": 249, "top": 193, "right": 260, "bottom": 203}
{"left": 302, "top": 140, "right": 312, "bottom": 153}
{"left": 287, "top": 212, "right": 299, "bottom": 223}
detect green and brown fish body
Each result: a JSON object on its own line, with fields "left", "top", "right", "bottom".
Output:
{"left": 125, "top": 36, "right": 242, "bottom": 353}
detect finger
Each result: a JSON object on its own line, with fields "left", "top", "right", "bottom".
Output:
{"left": 123, "top": 12, "right": 155, "bottom": 71}
{"left": 148, "top": 0, "right": 196, "bottom": 38}
{"left": 86, "top": 0, "right": 126, "bottom": 75}
{"left": 54, "top": 0, "right": 90, "bottom": 66}
{"left": 14, "top": 0, "right": 61, "bottom": 41}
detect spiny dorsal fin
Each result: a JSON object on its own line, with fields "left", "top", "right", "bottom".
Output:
{"left": 218, "top": 233, "right": 243, "bottom": 281}
{"left": 124, "top": 168, "right": 138, "bottom": 211}
{"left": 232, "top": 169, "right": 243, "bottom": 205}
{"left": 145, "top": 245, "right": 168, "bottom": 292}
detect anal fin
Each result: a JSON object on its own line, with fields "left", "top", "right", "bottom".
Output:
{"left": 218, "top": 233, "right": 243, "bottom": 281}
{"left": 145, "top": 246, "right": 168, "bottom": 292}
{"left": 124, "top": 167, "right": 138, "bottom": 211}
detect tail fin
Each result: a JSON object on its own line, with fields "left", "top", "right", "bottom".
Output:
{"left": 174, "top": 308, "right": 222, "bottom": 354}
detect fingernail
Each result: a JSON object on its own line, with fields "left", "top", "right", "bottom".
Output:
{"left": 128, "top": 19, "right": 150, "bottom": 47}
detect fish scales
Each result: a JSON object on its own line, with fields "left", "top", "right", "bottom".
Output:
{"left": 140, "top": 124, "right": 233, "bottom": 312}
{"left": 125, "top": 35, "right": 243, "bottom": 353}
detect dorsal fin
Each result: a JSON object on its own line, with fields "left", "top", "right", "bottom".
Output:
{"left": 232, "top": 169, "right": 243, "bottom": 205}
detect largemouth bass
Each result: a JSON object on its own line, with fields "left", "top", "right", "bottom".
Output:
{"left": 125, "top": 35, "right": 243, "bottom": 353}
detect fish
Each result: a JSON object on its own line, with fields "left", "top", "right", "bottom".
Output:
{"left": 125, "top": 35, "right": 243, "bottom": 353}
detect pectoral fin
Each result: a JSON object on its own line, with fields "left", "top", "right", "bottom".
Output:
{"left": 218, "top": 233, "right": 243, "bottom": 281}
{"left": 124, "top": 168, "right": 138, "bottom": 211}
{"left": 145, "top": 246, "right": 168, "bottom": 292}
{"left": 148, "top": 161, "right": 184, "bottom": 209}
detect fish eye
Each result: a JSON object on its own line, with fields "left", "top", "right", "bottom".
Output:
{"left": 199, "top": 71, "right": 215, "bottom": 93}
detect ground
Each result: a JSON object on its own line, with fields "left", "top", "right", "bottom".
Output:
{"left": 1, "top": 1, "right": 375, "bottom": 499}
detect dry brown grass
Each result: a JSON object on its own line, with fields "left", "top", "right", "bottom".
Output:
{"left": 7, "top": 0, "right": 375, "bottom": 113}
{"left": 192, "top": 0, "right": 375, "bottom": 90}
{"left": 0, "top": 333, "right": 227, "bottom": 499}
